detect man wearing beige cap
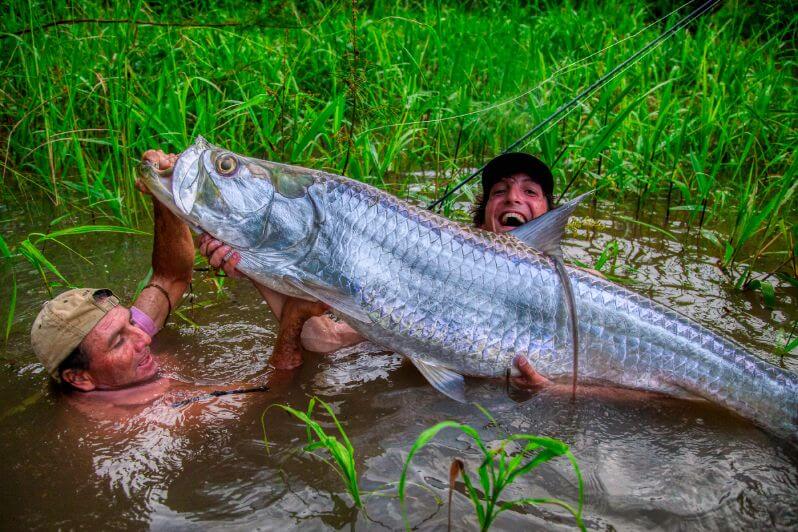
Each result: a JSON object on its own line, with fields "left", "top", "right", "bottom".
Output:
{"left": 31, "top": 151, "right": 194, "bottom": 394}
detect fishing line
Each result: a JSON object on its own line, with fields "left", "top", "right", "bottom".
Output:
{"left": 170, "top": 384, "right": 270, "bottom": 408}
{"left": 428, "top": 0, "right": 721, "bottom": 211}
{"left": 359, "top": 0, "right": 702, "bottom": 137}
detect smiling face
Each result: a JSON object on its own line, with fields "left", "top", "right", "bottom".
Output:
{"left": 482, "top": 173, "right": 550, "bottom": 233}
{"left": 68, "top": 306, "right": 158, "bottom": 391}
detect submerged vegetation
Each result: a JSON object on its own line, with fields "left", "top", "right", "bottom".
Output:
{"left": 265, "top": 397, "right": 584, "bottom": 530}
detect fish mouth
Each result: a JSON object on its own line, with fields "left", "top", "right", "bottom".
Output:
{"left": 140, "top": 141, "right": 205, "bottom": 230}
{"left": 171, "top": 137, "right": 211, "bottom": 216}
{"left": 140, "top": 160, "right": 174, "bottom": 200}
{"left": 499, "top": 211, "right": 528, "bottom": 227}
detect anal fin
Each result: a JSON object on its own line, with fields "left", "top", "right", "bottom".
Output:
{"left": 409, "top": 358, "right": 466, "bottom": 403}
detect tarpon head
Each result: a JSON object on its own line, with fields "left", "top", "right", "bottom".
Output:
{"left": 143, "top": 136, "right": 324, "bottom": 269}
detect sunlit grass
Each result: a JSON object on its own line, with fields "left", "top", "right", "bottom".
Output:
{"left": 0, "top": 0, "right": 795, "bottom": 302}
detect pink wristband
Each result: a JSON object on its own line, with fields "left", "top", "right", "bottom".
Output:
{"left": 131, "top": 306, "right": 158, "bottom": 337}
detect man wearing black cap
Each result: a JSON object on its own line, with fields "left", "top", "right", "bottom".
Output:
{"left": 472, "top": 152, "right": 554, "bottom": 233}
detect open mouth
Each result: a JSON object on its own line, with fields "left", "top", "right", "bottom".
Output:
{"left": 138, "top": 353, "right": 153, "bottom": 368}
{"left": 500, "top": 212, "right": 527, "bottom": 227}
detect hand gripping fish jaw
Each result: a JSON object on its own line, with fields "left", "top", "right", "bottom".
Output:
{"left": 143, "top": 136, "right": 324, "bottom": 273}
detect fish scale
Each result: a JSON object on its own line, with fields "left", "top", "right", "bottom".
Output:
{"left": 314, "top": 175, "right": 796, "bottom": 435}
{"left": 146, "top": 139, "right": 798, "bottom": 438}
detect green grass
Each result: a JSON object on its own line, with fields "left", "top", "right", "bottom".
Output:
{"left": 1, "top": 224, "right": 149, "bottom": 342}
{"left": 398, "top": 405, "right": 585, "bottom": 531}
{"left": 263, "top": 396, "right": 364, "bottom": 508}
{"left": 0, "top": 0, "right": 795, "bottom": 299}
{"left": 264, "top": 398, "right": 584, "bottom": 530}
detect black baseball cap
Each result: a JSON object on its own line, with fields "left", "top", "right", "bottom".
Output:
{"left": 481, "top": 152, "right": 553, "bottom": 197}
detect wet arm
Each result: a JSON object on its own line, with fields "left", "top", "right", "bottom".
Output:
{"left": 200, "top": 235, "right": 364, "bottom": 355}
{"left": 133, "top": 197, "right": 194, "bottom": 330}
{"left": 254, "top": 282, "right": 363, "bottom": 354}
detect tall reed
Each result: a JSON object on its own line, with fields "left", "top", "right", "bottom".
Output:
{"left": 1, "top": 0, "right": 795, "bottom": 282}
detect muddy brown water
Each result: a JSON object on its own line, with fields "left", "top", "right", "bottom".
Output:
{"left": 1, "top": 197, "right": 796, "bottom": 530}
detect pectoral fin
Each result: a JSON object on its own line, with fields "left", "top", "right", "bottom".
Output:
{"left": 509, "top": 191, "right": 592, "bottom": 258}
{"left": 281, "top": 275, "right": 371, "bottom": 323}
{"left": 409, "top": 358, "right": 466, "bottom": 403}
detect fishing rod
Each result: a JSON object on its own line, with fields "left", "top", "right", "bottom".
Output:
{"left": 427, "top": 0, "right": 721, "bottom": 211}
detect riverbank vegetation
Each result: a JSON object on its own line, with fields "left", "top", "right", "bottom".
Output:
{"left": 0, "top": 0, "right": 795, "bottom": 335}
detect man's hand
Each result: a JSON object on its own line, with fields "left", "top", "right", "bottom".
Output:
{"left": 137, "top": 150, "right": 178, "bottom": 195}
{"left": 198, "top": 233, "right": 243, "bottom": 278}
{"left": 511, "top": 355, "right": 550, "bottom": 388}
{"left": 132, "top": 149, "right": 194, "bottom": 331}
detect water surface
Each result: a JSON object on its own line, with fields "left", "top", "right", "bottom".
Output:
{"left": 1, "top": 197, "right": 796, "bottom": 530}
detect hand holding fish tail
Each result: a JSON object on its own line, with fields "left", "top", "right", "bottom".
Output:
{"left": 512, "top": 355, "right": 550, "bottom": 389}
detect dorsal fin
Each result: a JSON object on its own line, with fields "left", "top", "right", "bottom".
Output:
{"left": 510, "top": 191, "right": 592, "bottom": 398}
{"left": 509, "top": 191, "right": 592, "bottom": 258}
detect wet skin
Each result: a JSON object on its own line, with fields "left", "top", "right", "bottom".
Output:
{"left": 62, "top": 149, "right": 189, "bottom": 395}
{"left": 482, "top": 173, "right": 549, "bottom": 233}
{"left": 61, "top": 306, "right": 159, "bottom": 392}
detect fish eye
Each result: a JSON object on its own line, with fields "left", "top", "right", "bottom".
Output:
{"left": 214, "top": 153, "right": 238, "bottom": 176}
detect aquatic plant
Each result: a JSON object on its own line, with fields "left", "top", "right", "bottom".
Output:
{"left": 263, "top": 396, "right": 363, "bottom": 508}
{"left": 398, "top": 407, "right": 585, "bottom": 531}
{"left": 0, "top": 224, "right": 148, "bottom": 342}
{"left": 264, "top": 398, "right": 584, "bottom": 529}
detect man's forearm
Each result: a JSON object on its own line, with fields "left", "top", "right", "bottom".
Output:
{"left": 140, "top": 198, "right": 194, "bottom": 327}
{"left": 152, "top": 199, "right": 194, "bottom": 284}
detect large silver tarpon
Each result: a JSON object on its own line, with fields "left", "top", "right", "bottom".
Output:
{"left": 143, "top": 137, "right": 798, "bottom": 438}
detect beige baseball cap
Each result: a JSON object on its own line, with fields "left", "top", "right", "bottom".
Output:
{"left": 30, "top": 288, "right": 120, "bottom": 379}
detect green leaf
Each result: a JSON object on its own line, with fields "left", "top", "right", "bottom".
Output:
{"left": 776, "top": 273, "right": 798, "bottom": 288}
{"left": 4, "top": 271, "right": 16, "bottom": 342}
{"left": 723, "top": 243, "right": 735, "bottom": 265}
{"left": 700, "top": 229, "right": 721, "bottom": 249}
{"left": 759, "top": 281, "right": 776, "bottom": 308}
{"left": 262, "top": 398, "right": 362, "bottom": 508}
{"left": 617, "top": 214, "right": 678, "bottom": 240}
{"left": 33, "top": 225, "right": 149, "bottom": 244}
{"left": 399, "top": 421, "right": 484, "bottom": 529}
{"left": 0, "top": 234, "right": 11, "bottom": 259}
{"left": 19, "top": 240, "right": 69, "bottom": 284}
